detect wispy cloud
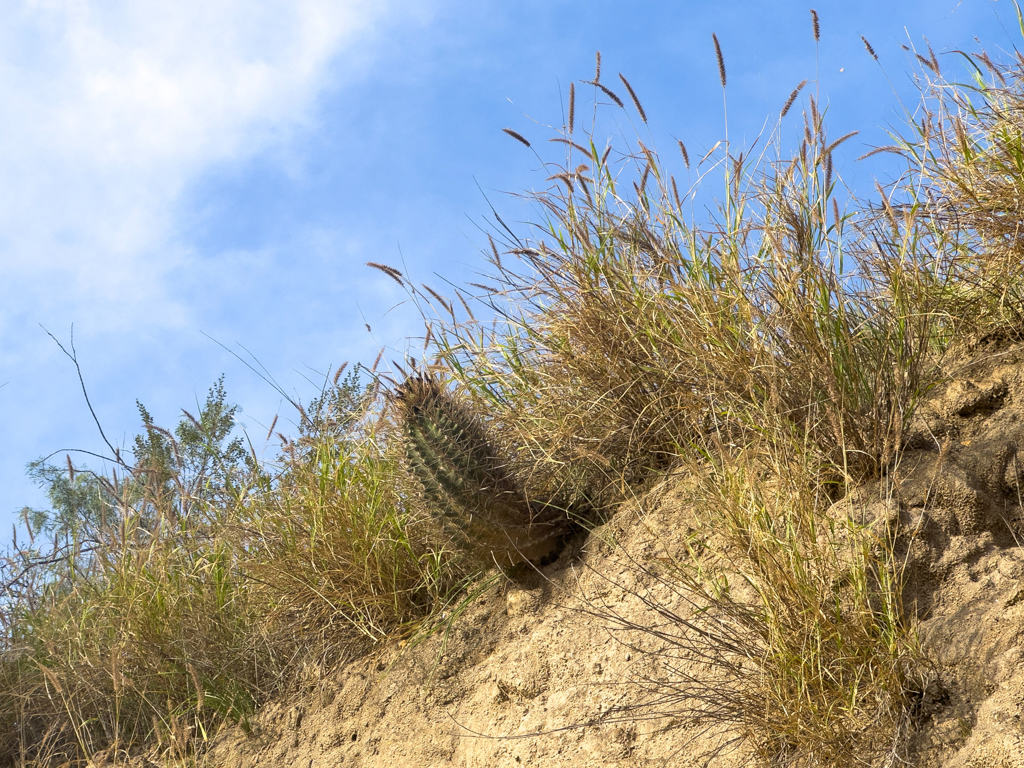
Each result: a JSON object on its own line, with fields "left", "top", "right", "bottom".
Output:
{"left": 0, "top": 0, "right": 398, "bottom": 333}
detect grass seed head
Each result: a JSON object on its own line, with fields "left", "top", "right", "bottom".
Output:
{"left": 678, "top": 139, "right": 690, "bottom": 168}
{"left": 712, "top": 33, "right": 727, "bottom": 88}
{"left": 917, "top": 53, "right": 939, "bottom": 75}
{"left": 367, "top": 262, "right": 404, "bottom": 285}
{"left": 502, "top": 128, "right": 531, "bottom": 148}
{"left": 861, "top": 35, "right": 878, "bottom": 60}
{"left": 781, "top": 80, "right": 808, "bottom": 119}
{"left": 593, "top": 81, "right": 624, "bottom": 108}
{"left": 618, "top": 73, "right": 647, "bottom": 123}
{"left": 568, "top": 81, "right": 575, "bottom": 133}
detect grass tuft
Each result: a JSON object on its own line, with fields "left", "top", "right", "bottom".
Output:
{"left": 598, "top": 446, "right": 921, "bottom": 766}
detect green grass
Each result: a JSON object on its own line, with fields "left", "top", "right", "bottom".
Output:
{"left": 242, "top": 410, "right": 465, "bottom": 651}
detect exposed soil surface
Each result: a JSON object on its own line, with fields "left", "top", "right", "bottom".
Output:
{"left": 105, "top": 342, "right": 1024, "bottom": 767}
{"left": 200, "top": 494, "right": 750, "bottom": 768}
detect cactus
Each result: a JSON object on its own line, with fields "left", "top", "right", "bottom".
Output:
{"left": 394, "top": 375, "right": 566, "bottom": 567}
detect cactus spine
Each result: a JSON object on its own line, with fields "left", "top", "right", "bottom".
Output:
{"left": 394, "top": 375, "right": 564, "bottom": 567}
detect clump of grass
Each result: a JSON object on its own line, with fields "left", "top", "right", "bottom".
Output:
{"left": 595, "top": 444, "right": 921, "bottom": 766}
{"left": 1, "top": 479, "right": 279, "bottom": 764}
{"left": 429, "top": 67, "right": 935, "bottom": 500}
{"left": 0, "top": 380, "right": 285, "bottom": 764}
{"left": 881, "top": 45, "right": 1024, "bottom": 338}
{"left": 243, "top": 388, "right": 468, "bottom": 651}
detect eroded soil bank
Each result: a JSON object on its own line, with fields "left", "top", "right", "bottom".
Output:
{"left": 103, "top": 343, "right": 1024, "bottom": 768}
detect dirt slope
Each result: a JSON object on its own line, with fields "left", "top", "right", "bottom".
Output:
{"left": 130, "top": 342, "right": 1024, "bottom": 768}
{"left": 200, "top": 494, "right": 751, "bottom": 767}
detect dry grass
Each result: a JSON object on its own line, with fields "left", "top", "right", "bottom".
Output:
{"left": 243, "top": 408, "right": 466, "bottom": 653}
{"left": 0, "top": 501, "right": 280, "bottom": 764}
{"left": 0, "top": 377, "right": 472, "bottom": 766}
{"left": 424, "top": 78, "right": 936, "bottom": 505}
{"left": 4, "top": 33, "right": 1024, "bottom": 768}
{"left": 590, "top": 447, "right": 920, "bottom": 766}
{"left": 876, "top": 45, "right": 1024, "bottom": 339}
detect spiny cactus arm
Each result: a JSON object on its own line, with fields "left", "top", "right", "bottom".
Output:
{"left": 405, "top": 478, "right": 551, "bottom": 565}
{"left": 395, "top": 374, "right": 566, "bottom": 566}
{"left": 428, "top": 401, "right": 495, "bottom": 465}
{"left": 404, "top": 446, "right": 560, "bottom": 565}
{"left": 405, "top": 425, "right": 466, "bottom": 495}
{"left": 404, "top": 423, "right": 531, "bottom": 530}
{"left": 403, "top": 432, "right": 530, "bottom": 542}
{"left": 400, "top": 376, "right": 512, "bottom": 483}
{"left": 411, "top": 407, "right": 506, "bottom": 494}
{"left": 406, "top": 423, "right": 502, "bottom": 514}
{"left": 404, "top": 442, "right": 454, "bottom": 503}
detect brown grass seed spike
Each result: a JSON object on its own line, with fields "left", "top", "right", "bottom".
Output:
{"left": 367, "top": 261, "right": 404, "bottom": 285}
{"left": 593, "top": 81, "right": 623, "bottom": 108}
{"left": 781, "top": 80, "right": 808, "bottom": 119}
{"left": 678, "top": 139, "right": 690, "bottom": 168}
{"left": 502, "top": 128, "right": 531, "bottom": 148}
{"left": 568, "top": 81, "right": 575, "bottom": 134}
{"left": 618, "top": 73, "right": 647, "bottom": 123}
{"left": 861, "top": 35, "right": 878, "bottom": 61}
{"left": 712, "top": 33, "right": 726, "bottom": 88}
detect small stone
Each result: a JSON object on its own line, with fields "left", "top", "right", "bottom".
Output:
{"left": 506, "top": 588, "right": 541, "bottom": 619}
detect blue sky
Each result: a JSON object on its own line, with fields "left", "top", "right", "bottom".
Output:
{"left": 0, "top": 0, "right": 1016, "bottom": 529}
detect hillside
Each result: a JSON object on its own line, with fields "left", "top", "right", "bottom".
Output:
{"left": 128, "top": 342, "right": 1021, "bottom": 768}
{"left": 8, "top": 34, "right": 1024, "bottom": 768}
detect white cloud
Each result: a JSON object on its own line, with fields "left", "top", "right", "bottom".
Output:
{"left": 0, "top": 0, "right": 396, "bottom": 332}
